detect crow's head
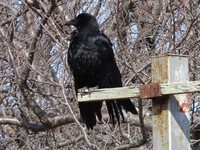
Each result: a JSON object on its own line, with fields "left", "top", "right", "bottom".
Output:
{"left": 65, "top": 13, "right": 99, "bottom": 32}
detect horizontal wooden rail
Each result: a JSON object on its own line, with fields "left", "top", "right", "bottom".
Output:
{"left": 77, "top": 81, "right": 200, "bottom": 102}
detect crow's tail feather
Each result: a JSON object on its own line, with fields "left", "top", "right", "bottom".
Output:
{"left": 79, "top": 102, "right": 102, "bottom": 130}
{"left": 117, "top": 99, "right": 137, "bottom": 114}
{"left": 105, "top": 99, "right": 137, "bottom": 127}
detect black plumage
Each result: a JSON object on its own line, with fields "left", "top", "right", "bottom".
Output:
{"left": 65, "top": 13, "right": 137, "bottom": 129}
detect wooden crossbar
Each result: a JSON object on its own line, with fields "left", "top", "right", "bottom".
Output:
{"left": 77, "top": 81, "right": 200, "bottom": 102}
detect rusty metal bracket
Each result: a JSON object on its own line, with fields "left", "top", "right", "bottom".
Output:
{"left": 140, "top": 83, "right": 161, "bottom": 99}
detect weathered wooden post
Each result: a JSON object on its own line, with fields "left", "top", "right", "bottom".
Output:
{"left": 151, "top": 55, "right": 190, "bottom": 150}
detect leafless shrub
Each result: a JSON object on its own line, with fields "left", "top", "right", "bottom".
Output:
{"left": 0, "top": 0, "right": 199, "bottom": 149}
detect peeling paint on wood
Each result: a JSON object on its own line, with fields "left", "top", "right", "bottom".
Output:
{"left": 152, "top": 55, "right": 190, "bottom": 150}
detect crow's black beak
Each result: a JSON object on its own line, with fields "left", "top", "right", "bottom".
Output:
{"left": 64, "top": 19, "right": 77, "bottom": 26}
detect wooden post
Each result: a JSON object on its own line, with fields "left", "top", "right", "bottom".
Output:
{"left": 152, "top": 55, "right": 190, "bottom": 150}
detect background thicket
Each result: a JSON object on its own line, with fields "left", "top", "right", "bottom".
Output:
{"left": 0, "top": 0, "right": 199, "bottom": 149}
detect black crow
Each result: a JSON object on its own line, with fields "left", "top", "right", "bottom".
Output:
{"left": 65, "top": 13, "right": 137, "bottom": 129}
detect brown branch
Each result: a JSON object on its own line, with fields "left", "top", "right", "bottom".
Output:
{"left": 16, "top": 0, "right": 58, "bottom": 124}
{"left": 170, "top": 18, "right": 196, "bottom": 53}
{"left": 93, "top": 0, "right": 103, "bottom": 17}
{"left": 0, "top": 118, "right": 21, "bottom": 126}
{"left": 0, "top": 3, "right": 28, "bottom": 27}
{"left": 0, "top": 115, "right": 75, "bottom": 133}
{"left": 41, "top": 135, "right": 84, "bottom": 150}
{"left": 24, "top": 0, "right": 40, "bottom": 9}
{"left": 138, "top": 98, "right": 147, "bottom": 143}
{"left": 0, "top": 113, "right": 152, "bottom": 133}
{"left": 114, "top": 139, "right": 148, "bottom": 150}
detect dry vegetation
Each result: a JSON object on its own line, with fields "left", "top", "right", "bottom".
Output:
{"left": 0, "top": 0, "right": 199, "bottom": 149}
